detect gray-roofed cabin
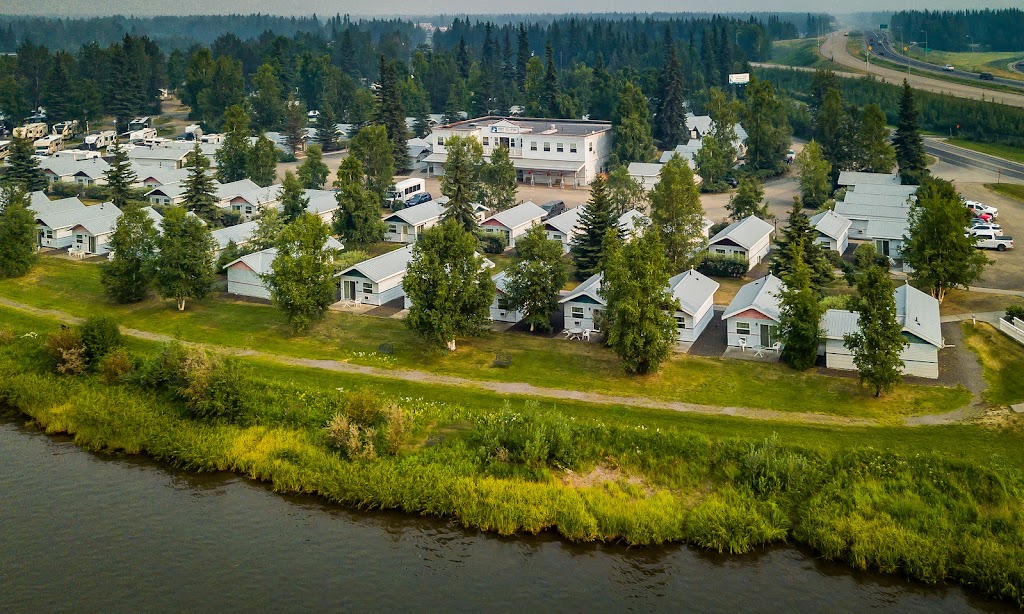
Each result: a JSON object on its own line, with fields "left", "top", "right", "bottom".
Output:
{"left": 490, "top": 270, "right": 523, "bottom": 323}
{"left": 721, "top": 274, "right": 783, "bottom": 349}
{"left": 809, "top": 210, "right": 852, "bottom": 253}
{"left": 481, "top": 201, "right": 546, "bottom": 249}
{"left": 559, "top": 273, "right": 605, "bottom": 332}
{"left": 667, "top": 269, "right": 720, "bottom": 343}
{"left": 384, "top": 201, "right": 446, "bottom": 243}
{"left": 707, "top": 215, "right": 774, "bottom": 271}
{"left": 335, "top": 246, "right": 415, "bottom": 305}
{"left": 544, "top": 206, "right": 583, "bottom": 253}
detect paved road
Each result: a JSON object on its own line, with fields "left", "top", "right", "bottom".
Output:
{"left": 924, "top": 138, "right": 1024, "bottom": 182}
{"left": 818, "top": 31, "right": 1024, "bottom": 108}
{"left": 866, "top": 29, "right": 1024, "bottom": 92}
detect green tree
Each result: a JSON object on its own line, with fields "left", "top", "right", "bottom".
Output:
{"left": 279, "top": 171, "right": 310, "bottom": 222}
{"left": 103, "top": 142, "right": 138, "bottom": 210}
{"left": 153, "top": 206, "right": 215, "bottom": 311}
{"left": 283, "top": 95, "right": 308, "bottom": 154}
{"left": 315, "top": 104, "right": 342, "bottom": 152}
{"left": 777, "top": 244, "right": 824, "bottom": 370}
{"left": 796, "top": 140, "right": 832, "bottom": 210}
{"left": 3, "top": 138, "right": 46, "bottom": 192}
{"left": 523, "top": 56, "right": 546, "bottom": 117}
{"left": 844, "top": 266, "right": 908, "bottom": 397}
{"left": 655, "top": 40, "right": 688, "bottom": 148}
{"left": 350, "top": 124, "right": 395, "bottom": 206}
{"left": 215, "top": 104, "right": 252, "bottom": 183}
{"left": 771, "top": 197, "right": 834, "bottom": 290}
{"left": 570, "top": 173, "right": 618, "bottom": 279}
{"left": 742, "top": 77, "right": 790, "bottom": 176}
{"left": 250, "top": 207, "right": 286, "bottom": 251}
{"left": 540, "top": 44, "right": 559, "bottom": 117}
{"left": 649, "top": 154, "right": 705, "bottom": 273}
{"left": 854, "top": 104, "right": 896, "bottom": 174}
{"left": 375, "top": 56, "right": 409, "bottom": 170}
{"left": 101, "top": 203, "right": 157, "bottom": 303}
{"left": 480, "top": 145, "right": 517, "bottom": 211}
{"left": 246, "top": 134, "right": 279, "bottom": 188}
{"left": 0, "top": 186, "right": 37, "bottom": 278}
{"left": 893, "top": 81, "right": 928, "bottom": 184}
{"left": 605, "top": 165, "right": 647, "bottom": 216}
{"left": 727, "top": 178, "right": 769, "bottom": 221}
{"left": 440, "top": 135, "right": 484, "bottom": 231}
{"left": 505, "top": 224, "right": 568, "bottom": 332}
{"left": 297, "top": 144, "right": 330, "bottom": 189}
{"left": 251, "top": 63, "right": 285, "bottom": 131}
{"left": 403, "top": 220, "right": 496, "bottom": 351}
{"left": 603, "top": 226, "right": 677, "bottom": 375}
{"left": 612, "top": 82, "right": 656, "bottom": 164}
{"left": 901, "top": 177, "right": 988, "bottom": 303}
{"left": 332, "top": 156, "right": 385, "bottom": 247}
{"left": 263, "top": 212, "right": 336, "bottom": 332}
{"left": 181, "top": 142, "right": 220, "bottom": 225}
{"left": 695, "top": 88, "right": 739, "bottom": 191}
{"left": 814, "top": 86, "right": 849, "bottom": 171}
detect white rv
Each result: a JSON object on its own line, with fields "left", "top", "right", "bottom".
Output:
{"left": 14, "top": 123, "right": 48, "bottom": 140}
{"left": 52, "top": 120, "right": 79, "bottom": 138}
{"left": 84, "top": 131, "right": 117, "bottom": 150}
{"left": 126, "top": 127, "right": 158, "bottom": 143}
{"left": 385, "top": 178, "right": 427, "bottom": 208}
{"left": 34, "top": 134, "right": 64, "bottom": 156}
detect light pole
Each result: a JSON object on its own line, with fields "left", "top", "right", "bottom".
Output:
{"left": 921, "top": 30, "right": 928, "bottom": 59}
{"left": 966, "top": 34, "right": 974, "bottom": 52}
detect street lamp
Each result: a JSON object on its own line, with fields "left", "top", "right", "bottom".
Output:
{"left": 921, "top": 30, "right": 928, "bottom": 58}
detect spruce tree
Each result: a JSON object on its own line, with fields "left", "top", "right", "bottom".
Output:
{"left": 153, "top": 206, "right": 216, "bottom": 311}
{"left": 655, "top": 40, "right": 688, "bottom": 148}
{"left": 771, "top": 197, "right": 834, "bottom": 290}
{"left": 403, "top": 220, "right": 496, "bottom": 351}
{"left": 101, "top": 203, "right": 157, "bottom": 303}
{"left": 649, "top": 154, "right": 705, "bottom": 273}
{"left": 297, "top": 144, "right": 329, "bottom": 190}
{"left": 727, "top": 178, "right": 769, "bottom": 221}
{"left": 796, "top": 140, "right": 833, "bottom": 210}
{"left": 279, "top": 171, "right": 310, "bottom": 222}
{"left": 505, "top": 224, "right": 568, "bottom": 332}
{"left": 181, "top": 142, "right": 219, "bottom": 226}
{"left": 855, "top": 104, "right": 897, "bottom": 174}
{"left": 350, "top": 125, "right": 395, "bottom": 206}
{"left": 516, "top": 24, "right": 530, "bottom": 90}
{"left": 570, "top": 174, "right": 618, "bottom": 279}
{"left": 612, "top": 82, "right": 656, "bottom": 165}
{"left": 742, "top": 77, "right": 790, "bottom": 176}
{"left": 778, "top": 244, "right": 824, "bottom": 370}
{"left": 263, "top": 212, "right": 336, "bottom": 332}
{"left": 0, "top": 186, "right": 37, "bottom": 279}
{"left": 439, "top": 135, "right": 484, "bottom": 232}
{"left": 216, "top": 104, "right": 252, "bottom": 184}
{"left": 480, "top": 145, "right": 517, "bottom": 211}
{"left": 104, "top": 142, "right": 138, "bottom": 210}
{"left": 603, "top": 226, "right": 677, "bottom": 375}
{"left": 283, "top": 95, "right": 308, "bottom": 154}
{"left": 844, "top": 267, "right": 908, "bottom": 397}
{"left": 540, "top": 44, "right": 559, "bottom": 117}
{"left": 251, "top": 63, "right": 285, "bottom": 131}
{"left": 246, "top": 135, "right": 279, "bottom": 188}
{"left": 3, "top": 138, "right": 46, "bottom": 192}
{"left": 814, "top": 87, "right": 848, "bottom": 171}
{"left": 315, "top": 104, "right": 342, "bottom": 152}
{"left": 605, "top": 165, "right": 647, "bottom": 217}
{"left": 893, "top": 81, "right": 928, "bottom": 185}
{"left": 375, "top": 56, "right": 408, "bottom": 170}
{"left": 332, "top": 156, "right": 385, "bottom": 247}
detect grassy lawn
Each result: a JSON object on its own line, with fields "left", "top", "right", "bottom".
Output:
{"left": 905, "top": 48, "right": 1024, "bottom": 82}
{"left": 987, "top": 183, "right": 1024, "bottom": 205}
{"left": 949, "top": 140, "right": 1024, "bottom": 165}
{"left": 962, "top": 322, "right": 1024, "bottom": 407}
{"left": 0, "top": 258, "right": 970, "bottom": 419}
{"left": 942, "top": 288, "right": 1024, "bottom": 316}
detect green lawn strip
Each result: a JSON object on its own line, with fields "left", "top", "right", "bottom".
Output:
{"left": 987, "top": 183, "right": 1024, "bottom": 204}
{"left": 950, "top": 140, "right": 1024, "bottom": 165}
{"left": 962, "top": 322, "right": 1024, "bottom": 407}
{"left": 0, "top": 259, "right": 968, "bottom": 419}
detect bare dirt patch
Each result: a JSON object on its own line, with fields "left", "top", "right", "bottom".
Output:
{"left": 560, "top": 464, "right": 651, "bottom": 494}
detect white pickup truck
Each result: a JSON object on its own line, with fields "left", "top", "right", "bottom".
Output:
{"left": 974, "top": 231, "right": 1013, "bottom": 251}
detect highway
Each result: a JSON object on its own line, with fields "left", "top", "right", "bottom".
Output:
{"left": 866, "top": 29, "right": 1024, "bottom": 92}
{"left": 924, "top": 137, "right": 1024, "bottom": 182}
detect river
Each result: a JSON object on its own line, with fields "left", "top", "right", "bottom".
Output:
{"left": 0, "top": 419, "right": 1011, "bottom": 612}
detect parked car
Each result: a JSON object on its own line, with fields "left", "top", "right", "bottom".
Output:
{"left": 965, "top": 200, "right": 998, "bottom": 219}
{"left": 404, "top": 191, "right": 433, "bottom": 207}
{"left": 943, "top": 64, "right": 955, "bottom": 71}
{"left": 539, "top": 199, "right": 566, "bottom": 220}
{"left": 724, "top": 177, "right": 739, "bottom": 188}
{"left": 970, "top": 222, "right": 1003, "bottom": 235}
{"left": 973, "top": 231, "right": 1013, "bottom": 251}
{"left": 785, "top": 149, "right": 796, "bottom": 164}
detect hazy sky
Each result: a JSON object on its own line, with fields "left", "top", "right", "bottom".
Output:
{"left": 2, "top": 0, "right": 1018, "bottom": 16}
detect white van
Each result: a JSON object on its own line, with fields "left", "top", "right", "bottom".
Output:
{"left": 386, "top": 178, "right": 427, "bottom": 209}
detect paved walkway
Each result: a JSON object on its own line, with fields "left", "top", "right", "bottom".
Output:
{"left": 0, "top": 296, "right": 984, "bottom": 429}
{"left": 940, "top": 311, "right": 1003, "bottom": 325}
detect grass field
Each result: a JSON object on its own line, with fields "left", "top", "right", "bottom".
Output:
{"left": 0, "top": 258, "right": 970, "bottom": 419}
{"left": 987, "top": 183, "right": 1024, "bottom": 204}
{"left": 905, "top": 48, "right": 1024, "bottom": 82}
{"left": 949, "top": 139, "right": 1024, "bottom": 165}
{"left": 963, "top": 322, "right": 1024, "bottom": 407}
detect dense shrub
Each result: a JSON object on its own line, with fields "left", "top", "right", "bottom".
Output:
{"left": 179, "top": 354, "right": 251, "bottom": 423}
{"left": 324, "top": 388, "right": 411, "bottom": 458}
{"left": 1006, "top": 306, "right": 1024, "bottom": 322}
{"left": 697, "top": 253, "right": 749, "bottom": 278}
{"left": 47, "top": 181, "right": 82, "bottom": 198}
{"left": 476, "top": 231, "right": 508, "bottom": 254}
{"left": 43, "top": 328, "right": 86, "bottom": 375}
{"left": 216, "top": 240, "right": 242, "bottom": 273}
{"left": 79, "top": 316, "right": 123, "bottom": 366}
{"left": 98, "top": 348, "right": 135, "bottom": 384}
{"left": 277, "top": 150, "right": 297, "bottom": 163}
{"left": 473, "top": 407, "right": 585, "bottom": 472}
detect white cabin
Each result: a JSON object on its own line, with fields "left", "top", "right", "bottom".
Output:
{"left": 335, "top": 246, "right": 415, "bottom": 306}
{"left": 667, "top": 269, "right": 720, "bottom": 343}
{"left": 721, "top": 274, "right": 783, "bottom": 349}
{"left": 707, "top": 215, "right": 774, "bottom": 271}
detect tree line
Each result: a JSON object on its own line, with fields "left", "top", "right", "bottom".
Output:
{"left": 890, "top": 9, "right": 1024, "bottom": 52}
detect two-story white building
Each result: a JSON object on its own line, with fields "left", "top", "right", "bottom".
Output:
{"left": 424, "top": 117, "right": 613, "bottom": 187}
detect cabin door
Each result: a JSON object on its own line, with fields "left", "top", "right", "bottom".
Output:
{"left": 87, "top": 236, "right": 96, "bottom": 253}
{"left": 344, "top": 281, "right": 357, "bottom": 301}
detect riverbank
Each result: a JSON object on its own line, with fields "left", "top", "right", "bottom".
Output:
{"left": 1, "top": 309, "right": 1022, "bottom": 606}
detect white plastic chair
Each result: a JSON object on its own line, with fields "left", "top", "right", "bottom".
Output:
{"left": 772, "top": 342, "right": 782, "bottom": 354}
{"left": 738, "top": 338, "right": 747, "bottom": 352}
{"left": 753, "top": 344, "right": 765, "bottom": 358}
{"left": 582, "top": 329, "right": 592, "bottom": 341}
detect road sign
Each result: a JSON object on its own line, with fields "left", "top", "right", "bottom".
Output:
{"left": 728, "top": 73, "right": 750, "bottom": 85}
{"left": 880, "top": 24, "right": 888, "bottom": 30}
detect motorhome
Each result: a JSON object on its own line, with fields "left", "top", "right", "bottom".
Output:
{"left": 33, "top": 134, "right": 64, "bottom": 156}
{"left": 0, "top": 140, "right": 10, "bottom": 159}
{"left": 128, "top": 117, "right": 152, "bottom": 131}
{"left": 184, "top": 124, "right": 203, "bottom": 140}
{"left": 126, "top": 127, "right": 158, "bottom": 143}
{"left": 52, "top": 120, "right": 79, "bottom": 138}
{"left": 385, "top": 178, "right": 427, "bottom": 209}
{"left": 84, "top": 130, "right": 117, "bottom": 150}
{"left": 14, "top": 123, "right": 47, "bottom": 140}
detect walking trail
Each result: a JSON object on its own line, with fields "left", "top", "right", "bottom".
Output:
{"left": 0, "top": 297, "right": 984, "bottom": 429}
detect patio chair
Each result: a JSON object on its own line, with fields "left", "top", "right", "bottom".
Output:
{"left": 771, "top": 342, "right": 782, "bottom": 354}
{"left": 493, "top": 353, "right": 512, "bottom": 368}
{"left": 582, "top": 329, "right": 592, "bottom": 341}
{"left": 738, "top": 338, "right": 747, "bottom": 352}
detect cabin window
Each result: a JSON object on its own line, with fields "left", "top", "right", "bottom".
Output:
{"left": 436, "top": 136, "right": 444, "bottom": 145}
{"left": 530, "top": 141, "right": 537, "bottom": 151}
{"left": 497, "top": 297, "right": 510, "bottom": 310}
{"left": 556, "top": 143, "right": 564, "bottom": 152}
{"left": 388, "top": 224, "right": 398, "bottom": 233}
{"left": 362, "top": 282, "right": 373, "bottom": 294}
{"left": 588, "top": 142, "right": 593, "bottom": 152}
{"left": 570, "top": 143, "right": 577, "bottom": 153}
{"left": 571, "top": 306, "right": 584, "bottom": 319}
{"left": 543, "top": 142, "right": 550, "bottom": 152}
{"left": 45, "top": 230, "right": 53, "bottom": 238}
{"left": 552, "top": 233, "right": 562, "bottom": 241}
{"left": 736, "top": 322, "right": 750, "bottom": 335}
{"left": 482, "top": 137, "right": 489, "bottom": 146}
{"left": 715, "top": 248, "right": 726, "bottom": 255}
{"left": 676, "top": 316, "right": 686, "bottom": 330}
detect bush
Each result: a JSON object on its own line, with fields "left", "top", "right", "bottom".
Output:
{"left": 820, "top": 294, "right": 850, "bottom": 310}
{"left": 476, "top": 231, "right": 508, "bottom": 254}
{"left": 277, "top": 150, "right": 297, "bottom": 163}
{"left": 82, "top": 185, "right": 112, "bottom": 201}
{"left": 0, "top": 327, "right": 14, "bottom": 346}
{"left": 181, "top": 354, "right": 252, "bottom": 423}
{"left": 47, "top": 181, "right": 82, "bottom": 198}
{"left": 98, "top": 348, "right": 135, "bottom": 384}
{"left": 474, "top": 407, "right": 584, "bottom": 471}
{"left": 79, "top": 316, "right": 123, "bottom": 366}
{"left": 43, "top": 328, "right": 86, "bottom": 375}
{"left": 697, "top": 253, "right": 749, "bottom": 278}
{"left": 324, "top": 412, "right": 377, "bottom": 459}
{"left": 1006, "top": 306, "right": 1024, "bottom": 322}
{"left": 216, "top": 240, "right": 242, "bottom": 273}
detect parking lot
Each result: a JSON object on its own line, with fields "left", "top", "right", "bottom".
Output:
{"left": 958, "top": 182, "right": 1024, "bottom": 291}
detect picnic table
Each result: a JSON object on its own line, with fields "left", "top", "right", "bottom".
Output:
{"left": 566, "top": 327, "right": 584, "bottom": 340}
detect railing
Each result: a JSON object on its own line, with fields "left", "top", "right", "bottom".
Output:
{"left": 999, "top": 317, "right": 1024, "bottom": 345}
{"left": 507, "top": 147, "right": 523, "bottom": 158}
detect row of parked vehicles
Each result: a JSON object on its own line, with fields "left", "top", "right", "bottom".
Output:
{"left": 965, "top": 200, "right": 1013, "bottom": 251}
{"left": 382, "top": 177, "right": 568, "bottom": 221}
